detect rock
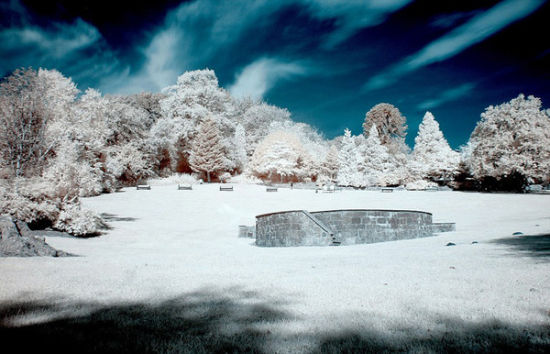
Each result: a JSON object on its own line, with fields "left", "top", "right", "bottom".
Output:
{"left": 0, "top": 215, "right": 71, "bottom": 257}
{"left": 471, "top": 241, "right": 478, "bottom": 244}
{"left": 446, "top": 242, "right": 456, "bottom": 246}
{"left": 513, "top": 232, "right": 523, "bottom": 236}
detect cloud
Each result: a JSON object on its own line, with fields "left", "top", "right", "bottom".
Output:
{"left": 110, "top": 0, "right": 411, "bottom": 93}
{"left": 364, "top": 0, "right": 545, "bottom": 91}
{"left": 0, "top": 2, "right": 126, "bottom": 92}
{"left": 229, "top": 58, "right": 307, "bottom": 100}
{"left": 417, "top": 83, "right": 476, "bottom": 110}
{"left": 305, "top": 0, "right": 413, "bottom": 48}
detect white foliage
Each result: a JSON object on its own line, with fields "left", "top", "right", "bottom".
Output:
{"left": 337, "top": 129, "right": 360, "bottom": 186}
{"left": 241, "top": 102, "right": 291, "bottom": 156}
{"left": 412, "top": 111, "right": 460, "bottom": 179}
{"left": 43, "top": 141, "right": 104, "bottom": 197}
{"left": 53, "top": 202, "right": 103, "bottom": 236}
{"left": 189, "top": 117, "right": 228, "bottom": 182}
{"left": 468, "top": 94, "right": 550, "bottom": 182}
{"left": 405, "top": 179, "right": 438, "bottom": 190}
{"left": 361, "top": 125, "right": 394, "bottom": 186}
{"left": 250, "top": 130, "right": 313, "bottom": 182}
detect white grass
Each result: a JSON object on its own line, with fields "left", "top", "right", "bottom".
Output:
{"left": 1, "top": 183, "right": 549, "bottom": 351}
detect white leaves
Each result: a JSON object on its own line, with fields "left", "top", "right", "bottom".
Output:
{"left": 412, "top": 111, "right": 459, "bottom": 178}
{"left": 468, "top": 94, "right": 550, "bottom": 182}
{"left": 250, "top": 130, "right": 313, "bottom": 182}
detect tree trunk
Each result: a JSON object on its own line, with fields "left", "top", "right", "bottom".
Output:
{"left": 207, "top": 171, "right": 211, "bottom": 183}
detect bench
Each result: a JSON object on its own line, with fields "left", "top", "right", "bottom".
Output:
{"left": 219, "top": 186, "right": 234, "bottom": 191}
{"left": 177, "top": 184, "right": 192, "bottom": 190}
{"left": 136, "top": 184, "right": 151, "bottom": 190}
{"left": 381, "top": 188, "right": 393, "bottom": 193}
{"left": 266, "top": 187, "right": 278, "bottom": 192}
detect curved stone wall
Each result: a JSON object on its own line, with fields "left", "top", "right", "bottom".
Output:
{"left": 255, "top": 210, "right": 333, "bottom": 247}
{"left": 255, "top": 209, "right": 439, "bottom": 247}
{"left": 311, "top": 209, "right": 432, "bottom": 245}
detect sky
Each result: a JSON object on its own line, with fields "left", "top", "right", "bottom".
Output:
{"left": 1, "top": 0, "right": 549, "bottom": 148}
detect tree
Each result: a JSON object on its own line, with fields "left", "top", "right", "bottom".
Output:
{"left": 156, "top": 69, "right": 237, "bottom": 173}
{"left": 320, "top": 145, "right": 339, "bottom": 182}
{"left": 337, "top": 129, "right": 360, "bottom": 186}
{"left": 363, "top": 103, "right": 407, "bottom": 150}
{"left": 189, "top": 118, "right": 227, "bottom": 182}
{"left": 0, "top": 68, "right": 66, "bottom": 177}
{"left": 361, "top": 125, "right": 393, "bottom": 186}
{"left": 241, "top": 102, "right": 291, "bottom": 156}
{"left": 411, "top": 111, "right": 459, "bottom": 180}
{"left": 231, "top": 123, "right": 248, "bottom": 173}
{"left": 249, "top": 131, "right": 313, "bottom": 182}
{"left": 468, "top": 94, "right": 550, "bottom": 184}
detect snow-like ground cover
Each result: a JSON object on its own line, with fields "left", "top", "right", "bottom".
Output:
{"left": 1, "top": 184, "right": 550, "bottom": 352}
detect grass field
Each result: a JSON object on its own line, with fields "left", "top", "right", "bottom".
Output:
{"left": 1, "top": 183, "right": 549, "bottom": 352}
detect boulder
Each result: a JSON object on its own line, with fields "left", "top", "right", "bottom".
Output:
{"left": 0, "top": 215, "right": 70, "bottom": 257}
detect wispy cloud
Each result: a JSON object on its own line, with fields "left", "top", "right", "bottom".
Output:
{"left": 108, "top": 0, "right": 411, "bottom": 93}
{"left": 229, "top": 58, "right": 308, "bottom": 100}
{"left": 417, "top": 83, "right": 476, "bottom": 110}
{"left": 0, "top": 1, "right": 125, "bottom": 91}
{"left": 305, "top": 0, "right": 412, "bottom": 48}
{"left": 364, "top": 0, "right": 545, "bottom": 91}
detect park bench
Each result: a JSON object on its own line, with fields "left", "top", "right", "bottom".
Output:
{"left": 266, "top": 187, "right": 278, "bottom": 192}
{"left": 136, "top": 184, "right": 151, "bottom": 190}
{"left": 381, "top": 188, "right": 393, "bottom": 193}
{"left": 177, "top": 184, "right": 192, "bottom": 190}
{"left": 219, "top": 185, "right": 234, "bottom": 191}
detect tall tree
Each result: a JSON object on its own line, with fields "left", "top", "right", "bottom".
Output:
{"left": 363, "top": 103, "right": 407, "bottom": 149}
{"left": 320, "top": 145, "right": 339, "bottom": 182}
{"left": 0, "top": 68, "right": 77, "bottom": 177}
{"left": 361, "top": 125, "right": 393, "bottom": 186}
{"left": 337, "top": 129, "right": 360, "bottom": 186}
{"left": 468, "top": 94, "right": 550, "bottom": 183}
{"left": 411, "top": 112, "right": 459, "bottom": 179}
{"left": 189, "top": 117, "right": 227, "bottom": 182}
{"left": 249, "top": 130, "right": 313, "bottom": 183}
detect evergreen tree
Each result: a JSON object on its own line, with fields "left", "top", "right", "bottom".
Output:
{"left": 189, "top": 118, "right": 227, "bottom": 182}
{"left": 337, "top": 129, "right": 359, "bottom": 186}
{"left": 412, "top": 111, "right": 459, "bottom": 179}
{"left": 362, "top": 125, "right": 392, "bottom": 186}
{"left": 320, "top": 145, "right": 339, "bottom": 182}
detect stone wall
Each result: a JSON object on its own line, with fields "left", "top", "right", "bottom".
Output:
{"left": 311, "top": 209, "right": 433, "bottom": 245}
{"left": 255, "top": 210, "right": 333, "bottom": 247}
{"left": 254, "top": 209, "right": 448, "bottom": 247}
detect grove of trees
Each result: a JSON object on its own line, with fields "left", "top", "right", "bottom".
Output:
{"left": 1, "top": 66, "right": 549, "bottom": 235}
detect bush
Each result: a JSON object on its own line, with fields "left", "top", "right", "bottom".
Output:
{"left": 0, "top": 178, "right": 104, "bottom": 236}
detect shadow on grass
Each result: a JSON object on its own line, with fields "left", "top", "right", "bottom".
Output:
{"left": 314, "top": 317, "right": 550, "bottom": 353}
{"left": 492, "top": 234, "right": 550, "bottom": 261}
{"left": 1, "top": 289, "right": 549, "bottom": 353}
{"left": 100, "top": 213, "right": 138, "bottom": 222}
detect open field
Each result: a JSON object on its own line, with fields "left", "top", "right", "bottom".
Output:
{"left": 1, "top": 184, "right": 550, "bottom": 352}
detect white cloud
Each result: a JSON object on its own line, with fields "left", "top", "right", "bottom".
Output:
{"left": 229, "top": 58, "right": 307, "bottom": 100}
{"left": 364, "top": 0, "right": 545, "bottom": 91}
{"left": 306, "top": 0, "right": 412, "bottom": 48}
{"left": 417, "top": 83, "right": 476, "bottom": 110}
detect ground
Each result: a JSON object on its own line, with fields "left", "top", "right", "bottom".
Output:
{"left": 1, "top": 184, "right": 549, "bottom": 352}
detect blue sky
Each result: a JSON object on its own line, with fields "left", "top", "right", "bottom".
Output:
{"left": 1, "top": 0, "right": 549, "bottom": 148}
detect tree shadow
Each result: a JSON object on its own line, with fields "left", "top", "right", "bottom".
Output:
{"left": 1, "top": 289, "right": 549, "bottom": 353}
{"left": 0, "top": 289, "right": 287, "bottom": 353}
{"left": 100, "top": 213, "right": 138, "bottom": 222}
{"left": 492, "top": 234, "right": 550, "bottom": 261}
{"left": 314, "top": 315, "right": 550, "bottom": 353}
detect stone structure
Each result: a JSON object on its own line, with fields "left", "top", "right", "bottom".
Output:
{"left": 252, "top": 209, "right": 455, "bottom": 247}
{"left": 0, "top": 215, "right": 71, "bottom": 257}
